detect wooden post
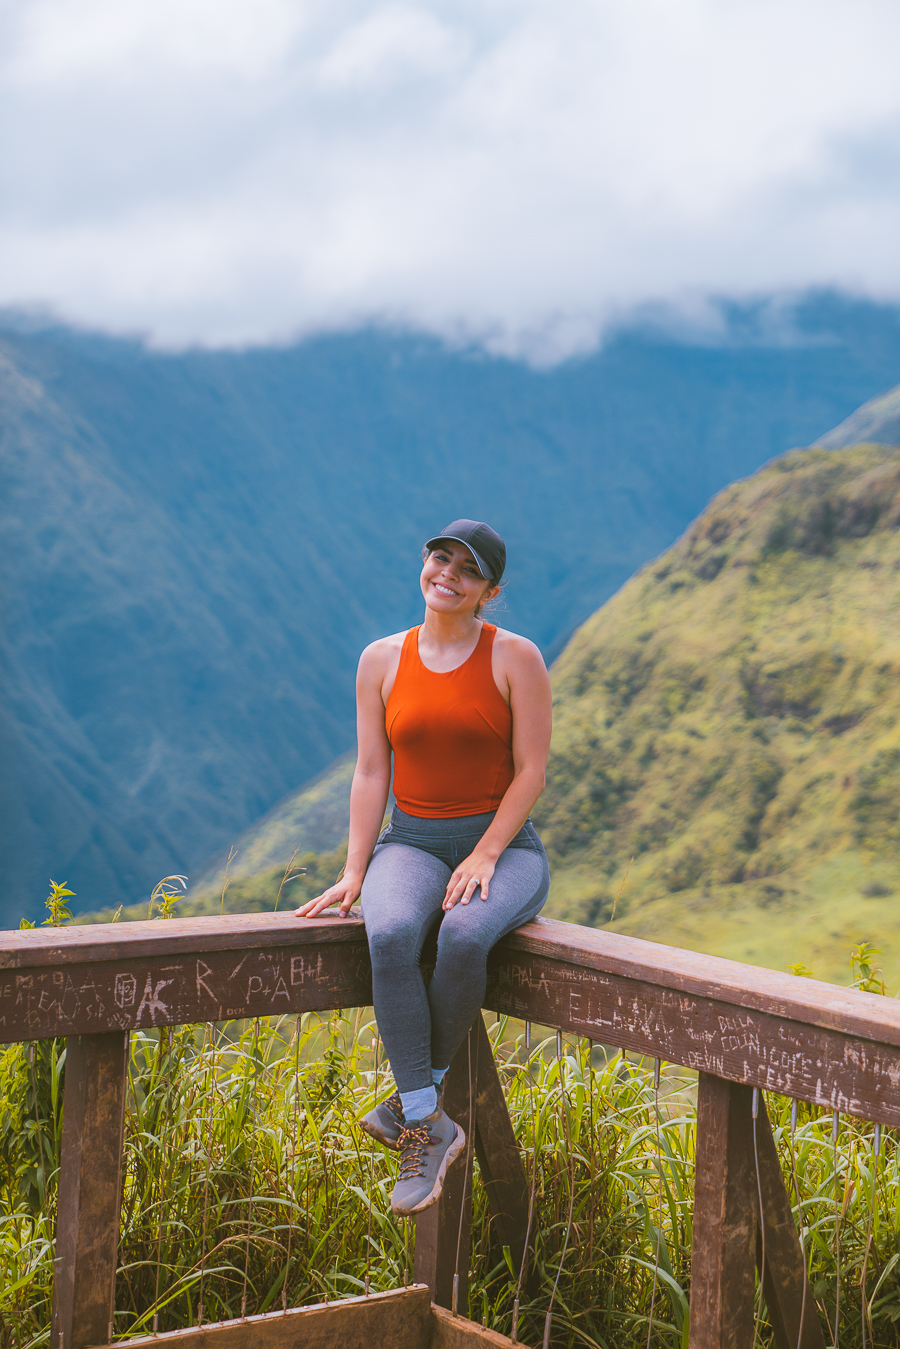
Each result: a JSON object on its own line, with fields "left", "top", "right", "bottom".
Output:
{"left": 471, "top": 1016, "right": 529, "bottom": 1276}
{"left": 414, "top": 1027, "right": 476, "bottom": 1311}
{"left": 53, "top": 1032, "right": 129, "bottom": 1349}
{"left": 688, "top": 1074, "right": 757, "bottom": 1349}
{"left": 413, "top": 1016, "right": 530, "bottom": 1312}
{"left": 755, "top": 1097, "right": 826, "bottom": 1349}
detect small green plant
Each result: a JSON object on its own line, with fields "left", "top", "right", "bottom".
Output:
{"left": 147, "top": 876, "right": 188, "bottom": 921}
{"left": 272, "top": 849, "right": 306, "bottom": 913}
{"left": 43, "top": 880, "right": 75, "bottom": 928}
{"left": 849, "top": 941, "right": 886, "bottom": 995}
{"left": 787, "top": 960, "right": 817, "bottom": 979}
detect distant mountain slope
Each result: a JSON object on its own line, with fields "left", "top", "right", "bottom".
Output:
{"left": 5, "top": 291, "right": 900, "bottom": 924}
{"left": 537, "top": 441, "right": 900, "bottom": 984}
{"left": 816, "top": 381, "right": 900, "bottom": 449}
{"left": 190, "top": 752, "right": 356, "bottom": 897}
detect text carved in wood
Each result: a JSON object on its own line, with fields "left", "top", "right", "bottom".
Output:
{"left": 0, "top": 942, "right": 372, "bottom": 1042}
{"left": 484, "top": 955, "right": 900, "bottom": 1126}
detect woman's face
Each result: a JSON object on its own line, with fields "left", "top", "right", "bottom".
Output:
{"left": 420, "top": 542, "right": 499, "bottom": 617}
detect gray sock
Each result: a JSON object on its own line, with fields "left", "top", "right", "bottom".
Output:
{"left": 400, "top": 1085, "right": 437, "bottom": 1121}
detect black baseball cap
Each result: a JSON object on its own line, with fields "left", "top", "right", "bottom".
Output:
{"left": 425, "top": 519, "right": 506, "bottom": 583}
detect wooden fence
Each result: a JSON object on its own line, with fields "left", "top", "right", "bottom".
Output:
{"left": 3, "top": 910, "right": 899, "bottom": 1349}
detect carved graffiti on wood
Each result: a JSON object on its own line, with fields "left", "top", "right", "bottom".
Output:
{"left": 484, "top": 954, "right": 900, "bottom": 1127}
{"left": 0, "top": 942, "right": 373, "bottom": 1043}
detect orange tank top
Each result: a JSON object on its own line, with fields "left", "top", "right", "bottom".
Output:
{"left": 385, "top": 623, "right": 514, "bottom": 818}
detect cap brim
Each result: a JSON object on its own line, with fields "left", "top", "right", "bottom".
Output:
{"left": 425, "top": 535, "right": 490, "bottom": 579}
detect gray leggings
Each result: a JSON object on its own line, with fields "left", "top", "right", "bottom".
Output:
{"left": 360, "top": 806, "right": 550, "bottom": 1094}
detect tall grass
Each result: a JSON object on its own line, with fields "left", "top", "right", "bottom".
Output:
{"left": 1, "top": 1014, "right": 899, "bottom": 1347}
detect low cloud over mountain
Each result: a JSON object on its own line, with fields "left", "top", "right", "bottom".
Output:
{"left": 2, "top": 0, "right": 900, "bottom": 355}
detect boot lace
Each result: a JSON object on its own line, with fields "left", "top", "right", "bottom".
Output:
{"left": 382, "top": 1091, "right": 403, "bottom": 1125}
{"left": 397, "top": 1123, "right": 435, "bottom": 1179}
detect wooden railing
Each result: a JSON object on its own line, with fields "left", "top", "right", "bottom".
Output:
{"left": 3, "top": 911, "right": 899, "bottom": 1349}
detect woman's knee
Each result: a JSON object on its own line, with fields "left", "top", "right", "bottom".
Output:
{"left": 366, "top": 917, "right": 422, "bottom": 969}
{"left": 435, "top": 917, "right": 489, "bottom": 970}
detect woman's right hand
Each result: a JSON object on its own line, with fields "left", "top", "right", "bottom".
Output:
{"left": 294, "top": 875, "right": 362, "bottom": 920}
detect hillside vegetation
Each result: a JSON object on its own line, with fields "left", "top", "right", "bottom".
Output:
{"left": 6, "top": 294, "right": 900, "bottom": 920}
{"left": 537, "top": 441, "right": 900, "bottom": 984}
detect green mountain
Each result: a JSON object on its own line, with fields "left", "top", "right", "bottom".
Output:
{"left": 177, "top": 434, "right": 900, "bottom": 987}
{"left": 538, "top": 439, "right": 900, "bottom": 985}
{"left": 6, "top": 294, "right": 900, "bottom": 924}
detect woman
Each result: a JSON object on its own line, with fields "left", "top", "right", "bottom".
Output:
{"left": 295, "top": 519, "right": 552, "bottom": 1215}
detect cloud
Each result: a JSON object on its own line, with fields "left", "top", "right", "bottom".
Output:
{"left": 1, "top": 0, "right": 899, "bottom": 358}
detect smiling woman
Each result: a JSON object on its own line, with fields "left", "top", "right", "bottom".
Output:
{"left": 296, "top": 518, "right": 552, "bottom": 1216}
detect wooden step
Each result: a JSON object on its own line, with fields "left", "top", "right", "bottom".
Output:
{"left": 90, "top": 1290, "right": 521, "bottom": 1349}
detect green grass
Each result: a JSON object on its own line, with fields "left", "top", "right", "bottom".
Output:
{"left": 3, "top": 1011, "right": 900, "bottom": 1348}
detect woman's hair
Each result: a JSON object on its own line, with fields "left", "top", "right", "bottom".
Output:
{"left": 421, "top": 546, "right": 507, "bottom": 620}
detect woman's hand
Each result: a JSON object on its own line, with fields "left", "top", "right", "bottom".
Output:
{"left": 295, "top": 874, "right": 362, "bottom": 920}
{"left": 442, "top": 850, "right": 497, "bottom": 910}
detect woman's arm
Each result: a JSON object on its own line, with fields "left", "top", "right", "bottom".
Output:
{"left": 442, "top": 636, "right": 552, "bottom": 910}
{"left": 295, "top": 643, "right": 392, "bottom": 919}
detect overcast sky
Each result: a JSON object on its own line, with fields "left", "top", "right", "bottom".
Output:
{"left": 2, "top": 0, "right": 899, "bottom": 358}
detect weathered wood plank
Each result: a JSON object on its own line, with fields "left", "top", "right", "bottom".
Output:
{"left": 89, "top": 1286, "right": 432, "bottom": 1349}
{"left": 470, "top": 1017, "right": 529, "bottom": 1275}
{"left": 53, "top": 1032, "right": 129, "bottom": 1349}
{"left": 414, "top": 1027, "right": 477, "bottom": 1312}
{"left": 484, "top": 941, "right": 900, "bottom": 1126}
{"left": 7, "top": 911, "right": 899, "bottom": 1049}
{"left": 755, "top": 1096, "right": 826, "bottom": 1349}
{"left": 688, "top": 1075, "right": 757, "bottom": 1349}
{"left": 430, "top": 1304, "right": 519, "bottom": 1347}
{"left": 0, "top": 913, "right": 367, "bottom": 970}
{"left": 0, "top": 936, "right": 371, "bottom": 1043}
{"left": 499, "top": 919, "right": 900, "bottom": 1048}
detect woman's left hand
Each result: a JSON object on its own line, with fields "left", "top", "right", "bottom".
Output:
{"left": 443, "top": 850, "right": 497, "bottom": 910}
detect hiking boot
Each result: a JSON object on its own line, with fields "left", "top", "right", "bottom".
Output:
{"left": 360, "top": 1084, "right": 444, "bottom": 1151}
{"left": 360, "top": 1089, "right": 405, "bottom": 1150}
{"left": 390, "top": 1107, "right": 466, "bottom": 1215}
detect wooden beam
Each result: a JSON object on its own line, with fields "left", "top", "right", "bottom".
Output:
{"left": 755, "top": 1097, "right": 826, "bottom": 1349}
{"left": 0, "top": 917, "right": 371, "bottom": 1043}
{"left": 430, "top": 1304, "right": 520, "bottom": 1347}
{"left": 495, "top": 918, "right": 900, "bottom": 1048}
{"left": 688, "top": 1074, "right": 757, "bottom": 1349}
{"left": 89, "top": 1286, "right": 432, "bottom": 1349}
{"left": 53, "top": 1032, "right": 129, "bottom": 1349}
{"left": 414, "top": 1027, "right": 477, "bottom": 1312}
{"left": 470, "top": 1017, "right": 530, "bottom": 1275}
{"left": 484, "top": 923, "right": 900, "bottom": 1126}
{"left": 0, "top": 912, "right": 369, "bottom": 971}
{"left": 7, "top": 909, "right": 900, "bottom": 1049}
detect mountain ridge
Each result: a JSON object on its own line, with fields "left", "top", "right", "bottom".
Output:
{"left": 815, "top": 381, "right": 900, "bottom": 449}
